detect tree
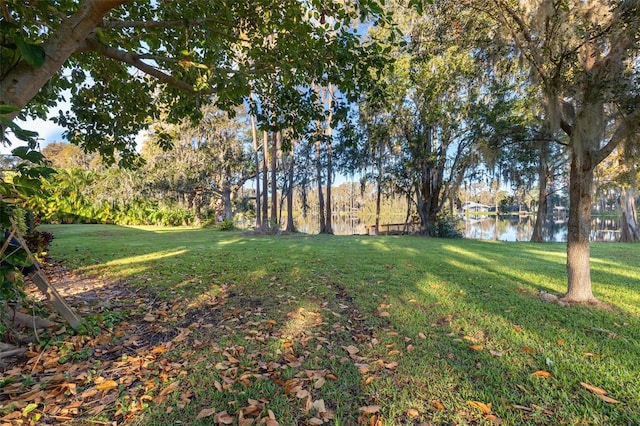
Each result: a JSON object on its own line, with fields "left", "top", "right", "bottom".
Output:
{"left": 376, "top": 1, "right": 483, "bottom": 235}
{"left": 143, "top": 105, "right": 253, "bottom": 224}
{"left": 483, "top": 0, "right": 640, "bottom": 302}
{"left": 1, "top": 0, "right": 390, "bottom": 164}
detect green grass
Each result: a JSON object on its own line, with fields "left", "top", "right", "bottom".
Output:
{"left": 43, "top": 224, "right": 640, "bottom": 425}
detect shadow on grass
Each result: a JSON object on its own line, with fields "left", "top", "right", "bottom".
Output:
{"left": 40, "top": 225, "right": 640, "bottom": 425}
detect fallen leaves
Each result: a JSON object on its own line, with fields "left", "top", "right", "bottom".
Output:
{"left": 530, "top": 370, "right": 552, "bottom": 378}
{"left": 359, "top": 405, "right": 382, "bottom": 414}
{"left": 468, "top": 400, "right": 502, "bottom": 423}
{"left": 580, "top": 382, "right": 621, "bottom": 404}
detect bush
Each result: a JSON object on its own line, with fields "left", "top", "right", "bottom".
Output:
{"left": 432, "top": 213, "right": 463, "bottom": 238}
{"left": 217, "top": 218, "right": 235, "bottom": 231}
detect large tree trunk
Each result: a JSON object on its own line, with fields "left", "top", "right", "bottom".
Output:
{"left": 620, "top": 185, "right": 640, "bottom": 242}
{"left": 565, "top": 150, "right": 596, "bottom": 302}
{"left": 564, "top": 100, "right": 602, "bottom": 303}
{"left": 0, "top": 0, "right": 128, "bottom": 115}
{"left": 222, "top": 188, "right": 233, "bottom": 220}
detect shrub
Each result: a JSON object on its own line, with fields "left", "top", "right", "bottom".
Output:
{"left": 217, "top": 218, "right": 235, "bottom": 231}
{"left": 432, "top": 213, "right": 463, "bottom": 238}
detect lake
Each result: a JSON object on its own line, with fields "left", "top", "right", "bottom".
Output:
{"left": 295, "top": 214, "right": 621, "bottom": 242}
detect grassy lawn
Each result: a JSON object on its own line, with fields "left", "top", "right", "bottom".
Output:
{"left": 29, "top": 225, "right": 640, "bottom": 424}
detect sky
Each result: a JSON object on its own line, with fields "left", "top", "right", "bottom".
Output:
{"left": 2, "top": 112, "right": 147, "bottom": 156}
{"left": 1, "top": 115, "right": 66, "bottom": 155}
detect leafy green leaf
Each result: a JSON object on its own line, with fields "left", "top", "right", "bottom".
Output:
{"left": 0, "top": 105, "right": 19, "bottom": 115}
{"left": 16, "top": 38, "right": 46, "bottom": 67}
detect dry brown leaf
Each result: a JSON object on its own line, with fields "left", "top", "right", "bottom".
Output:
{"left": 214, "top": 410, "right": 235, "bottom": 424}
{"left": 196, "top": 408, "right": 216, "bottom": 419}
{"left": 86, "top": 404, "right": 107, "bottom": 416}
{"left": 313, "top": 399, "right": 326, "bottom": 413}
{"left": 159, "top": 381, "right": 180, "bottom": 396}
{"left": 531, "top": 404, "right": 554, "bottom": 415}
{"left": 356, "top": 364, "right": 370, "bottom": 374}
{"left": 530, "top": 371, "right": 552, "bottom": 378}
{"left": 595, "top": 394, "right": 621, "bottom": 404}
{"left": 431, "top": 400, "right": 445, "bottom": 411}
{"left": 143, "top": 314, "right": 156, "bottom": 322}
{"left": 377, "top": 311, "right": 390, "bottom": 317}
{"left": 309, "top": 418, "right": 323, "bottom": 425}
{"left": 418, "top": 332, "right": 427, "bottom": 339}
{"left": 406, "top": 344, "right": 414, "bottom": 353}
{"left": 359, "top": 405, "right": 382, "bottom": 414}
{"left": 486, "top": 414, "right": 503, "bottom": 424}
{"left": 95, "top": 379, "right": 118, "bottom": 391}
{"left": 580, "top": 382, "right": 608, "bottom": 395}
{"left": 467, "top": 401, "right": 492, "bottom": 415}
{"left": 489, "top": 350, "right": 503, "bottom": 357}
{"left": 406, "top": 408, "right": 420, "bottom": 418}
{"left": 343, "top": 345, "right": 360, "bottom": 355}
{"left": 384, "top": 361, "right": 398, "bottom": 370}
{"left": 521, "top": 346, "right": 537, "bottom": 354}
{"left": 469, "top": 345, "right": 483, "bottom": 351}
{"left": 314, "top": 377, "right": 326, "bottom": 389}
{"left": 511, "top": 404, "right": 533, "bottom": 412}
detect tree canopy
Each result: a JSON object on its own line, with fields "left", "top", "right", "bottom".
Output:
{"left": 1, "top": 0, "right": 391, "bottom": 164}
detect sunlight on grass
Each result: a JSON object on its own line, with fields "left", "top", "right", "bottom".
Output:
{"left": 40, "top": 225, "right": 640, "bottom": 425}
{"left": 442, "top": 244, "right": 492, "bottom": 263}
{"left": 105, "top": 249, "right": 188, "bottom": 266}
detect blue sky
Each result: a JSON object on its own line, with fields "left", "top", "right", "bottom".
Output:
{"left": 1, "top": 115, "right": 66, "bottom": 155}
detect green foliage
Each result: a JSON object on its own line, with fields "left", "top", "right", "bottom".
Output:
{"left": 1, "top": 126, "right": 55, "bottom": 312}
{"left": 430, "top": 213, "right": 463, "bottom": 238}
{"left": 2, "top": 0, "right": 392, "bottom": 164}
{"left": 216, "top": 218, "right": 235, "bottom": 231}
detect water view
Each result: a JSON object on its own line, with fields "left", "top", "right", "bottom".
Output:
{"left": 462, "top": 215, "right": 620, "bottom": 242}
{"left": 296, "top": 214, "right": 622, "bottom": 242}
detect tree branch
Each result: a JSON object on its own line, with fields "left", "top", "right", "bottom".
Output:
{"left": 84, "top": 35, "right": 199, "bottom": 93}
{"left": 594, "top": 106, "right": 640, "bottom": 166}
{"left": 1, "top": 0, "right": 130, "bottom": 118}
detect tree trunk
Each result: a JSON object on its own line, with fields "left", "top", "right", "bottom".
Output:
{"left": 0, "top": 0, "right": 128, "bottom": 115}
{"left": 375, "top": 173, "right": 382, "bottom": 234}
{"left": 222, "top": 188, "right": 233, "bottom": 220}
{"left": 620, "top": 185, "right": 640, "bottom": 242}
{"left": 315, "top": 137, "right": 326, "bottom": 233}
{"left": 325, "top": 134, "right": 333, "bottom": 234}
{"left": 531, "top": 141, "right": 550, "bottom": 242}
{"left": 565, "top": 148, "right": 597, "bottom": 302}
{"left": 250, "top": 115, "right": 262, "bottom": 230}
{"left": 262, "top": 131, "right": 269, "bottom": 227}
{"left": 324, "top": 85, "right": 334, "bottom": 234}
{"left": 270, "top": 132, "right": 278, "bottom": 226}
{"left": 286, "top": 151, "right": 296, "bottom": 232}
